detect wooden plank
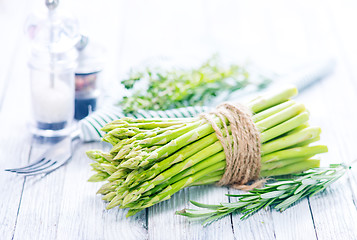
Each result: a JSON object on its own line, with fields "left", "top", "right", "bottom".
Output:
{"left": 229, "top": 189, "right": 276, "bottom": 240}
{"left": 0, "top": 127, "right": 31, "bottom": 240}
{"left": 309, "top": 178, "right": 357, "bottom": 239}
{"left": 148, "top": 185, "right": 234, "bottom": 240}
{"left": 324, "top": 0, "right": 357, "bottom": 210}
{"left": 56, "top": 142, "right": 148, "bottom": 240}
{"left": 148, "top": 188, "right": 191, "bottom": 240}
{"left": 12, "top": 144, "right": 68, "bottom": 240}
{"left": 0, "top": 15, "right": 66, "bottom": 238}
{"left": 298, "top": 65, "right": 357, "bottom": 239}
{"left": 294, "top": 0, "right": 357, "bottom": 238}
{"left": 231, "top": 210, "right": 275, "bottom": 240}
{"left": 271, "top": 200, "right": 316, "bottom": 240}
{"left": 266, "top": 3, "right": 332, "bottom": 239}
{"left": 307, "top": 75, "right": 357, "bottom": 239}
{"left": 294, "top": 64, "right": 357, "bottom": 238}
{"left": 229, "top": 1, "right": 319, "bottom": 239}
{"left": 0, "top": 2, "right": 33, "bottom": 237}
{"left": 187, "top": 186, "right": 234, "bottom": 240}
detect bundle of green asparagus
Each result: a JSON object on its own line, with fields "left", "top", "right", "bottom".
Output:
{"left": 86, "top": 86, "right": 328, "bottom": 217}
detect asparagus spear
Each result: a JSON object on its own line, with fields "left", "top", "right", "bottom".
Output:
{"left": 87, "top": 86, "right": 328, "bottom": 216}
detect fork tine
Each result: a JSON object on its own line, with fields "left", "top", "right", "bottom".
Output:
{"left": 15, "top": 159, "right": 53, "bottom": 172}
{"left": 5, "top": 157, "right": 47, "bottom": 172}
{"left": 5, "top": 130, "right": 80, "bottom": 176}
{"left": 15, "top": 157, "right": 71, "bottom": 176}
{"left": 9, "top": 159, "right": 51, "bottom": 172}
{"left": 13, "top": 160, "right": 57, "bottom": 174}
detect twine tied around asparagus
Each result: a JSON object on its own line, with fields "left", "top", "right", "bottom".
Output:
{"left": 200, "top": 102, "right": 265, "bottom": 190}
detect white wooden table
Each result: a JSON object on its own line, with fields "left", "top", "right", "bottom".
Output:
{"left": 1, "top": 0, "right": 357, "bottom": 239}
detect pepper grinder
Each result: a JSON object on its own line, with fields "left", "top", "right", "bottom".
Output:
{"left": 74, "top": 36, "right": 104, "bottom": 120}
{"left": 26, "top": 0, "right": 80, "bottom": 138}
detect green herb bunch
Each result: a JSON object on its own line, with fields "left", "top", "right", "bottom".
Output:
{"left": 176, "top": 164, "right": 348, "bottom": 225}
{"left": 120, "top": 56, "right": 270, "bottom": 113}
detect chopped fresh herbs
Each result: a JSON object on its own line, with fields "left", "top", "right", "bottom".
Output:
{"left": 120, "top": 56, "right": 270, "bottom": 113}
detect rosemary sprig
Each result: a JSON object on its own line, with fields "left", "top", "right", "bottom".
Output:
{"left": 176, "top": 164, "right": 349, "bottom": 226}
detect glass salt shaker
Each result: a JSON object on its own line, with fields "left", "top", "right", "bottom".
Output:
{"left": 26, "top": 0, "right": 80, "bottom": 138}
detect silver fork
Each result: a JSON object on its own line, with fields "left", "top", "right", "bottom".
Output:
{"left": 5, "top": 130, "right": 81, "bottom": 176}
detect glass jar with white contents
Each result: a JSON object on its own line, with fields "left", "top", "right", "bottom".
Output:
{"left": 26, "top": 0, "right": 79, "bottom": 138}
{"left": 29, "top": 49, "right": 77, "bottom": 135}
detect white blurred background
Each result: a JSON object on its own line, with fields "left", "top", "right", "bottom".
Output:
{"left": 1, "top": 0, "right": 357, "bottom": 105}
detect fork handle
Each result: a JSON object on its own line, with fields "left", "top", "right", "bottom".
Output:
{"left": 71, "top": 129, "right": 81, "bottom": 141}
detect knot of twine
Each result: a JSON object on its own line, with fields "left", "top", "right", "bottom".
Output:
{"left": 200, "top": 102, "right": 264, "bottom": 190}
